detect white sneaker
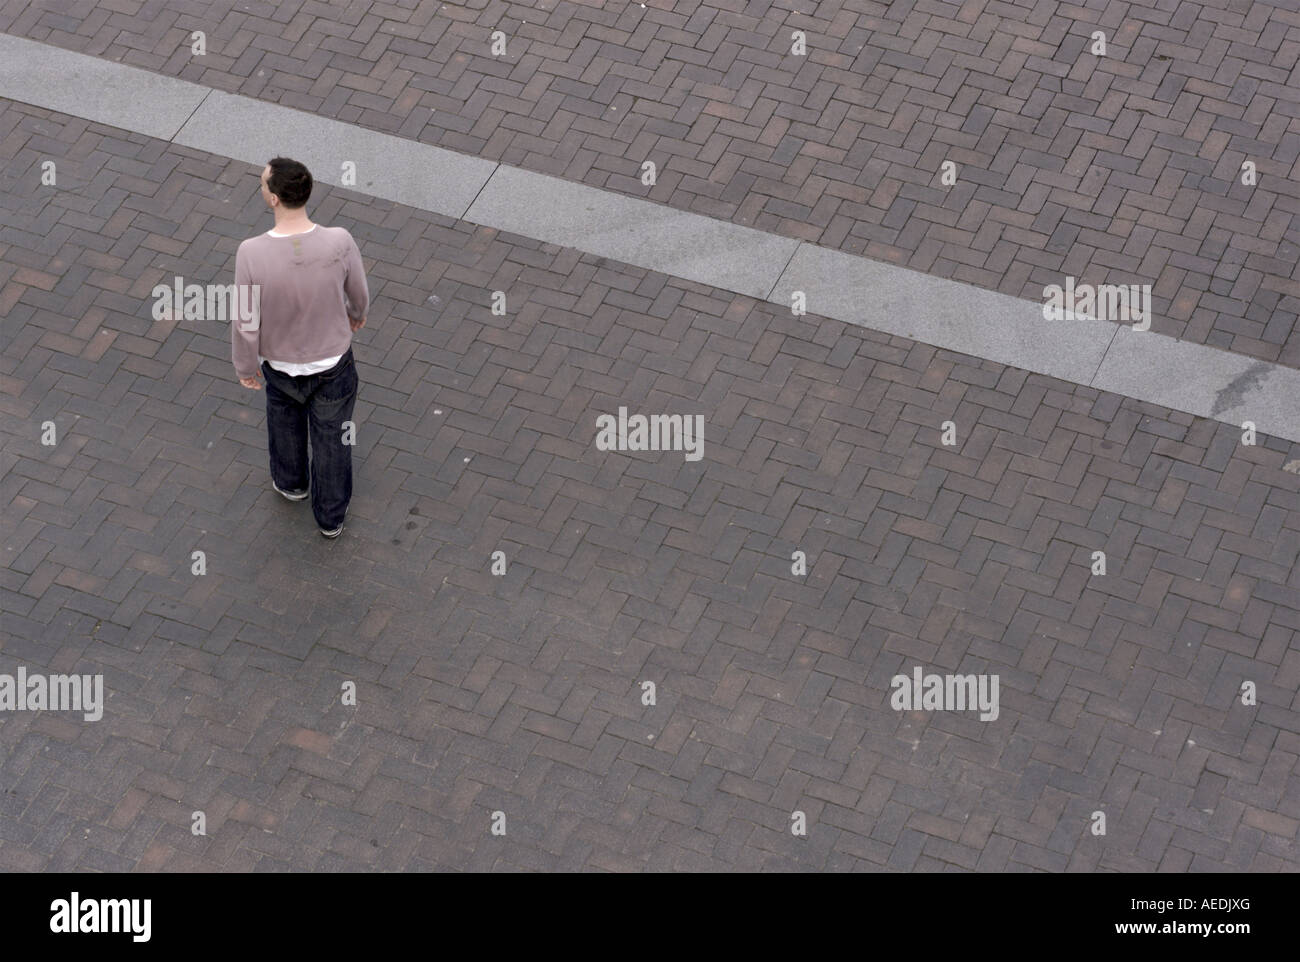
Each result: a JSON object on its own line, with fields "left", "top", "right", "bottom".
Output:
{"left": 273, "top": 481, "right": 309, "bottom": 501}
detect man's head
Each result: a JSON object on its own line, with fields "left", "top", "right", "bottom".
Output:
{"left": 261, "top": 158, "right": 313, "bottom": 211}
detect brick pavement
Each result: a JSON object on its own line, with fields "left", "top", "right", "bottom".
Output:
{"left": 1, "top": 1, "right": 1298, "bottom": 366}
{"left": 2, "top": 95, "right": 1300, "bottom": 871}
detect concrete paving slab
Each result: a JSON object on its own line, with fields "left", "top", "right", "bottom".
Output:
{"left": 769, "top": 243, "right": 1119, "bottom": 386}
{"left": 466, "top": 164, "right": 799, "bottom": 301}
{"left": 174, "top": 91, "right": 496, "bottom": 220}
{"left": 1093, "top": 326, "right": 1300, "bottom": 442}
{"left": 0, "top": 33, "right": 208, "bottom": 140}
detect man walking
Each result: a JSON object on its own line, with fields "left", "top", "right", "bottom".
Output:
{"left": 232, "top": 157, "right": 369, "bottom": 538}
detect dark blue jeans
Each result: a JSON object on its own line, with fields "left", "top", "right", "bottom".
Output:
{"left": 262, "top": 349, "right": 358, "bottom": 530}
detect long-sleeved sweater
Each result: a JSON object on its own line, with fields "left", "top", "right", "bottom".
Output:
{"left": 232, "top": 225, "right": 369, "bottom": 379}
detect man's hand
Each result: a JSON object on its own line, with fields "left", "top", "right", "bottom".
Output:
{"left": 239, "top": 371, "right": 262, "bottom": 390}
{"left": 350, "top": 314, "right": 367, "bottom": 332}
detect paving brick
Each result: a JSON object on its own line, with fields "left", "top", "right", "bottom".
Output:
{"left": 2, "top": 67, "right": 1299, "bottom": 872}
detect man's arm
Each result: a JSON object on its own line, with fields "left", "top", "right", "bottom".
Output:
{"left": 233, "top": 243, "right": 261, "bottom": 386}
{"left": 343, "top": 232, "right": 369, "bottom": 330}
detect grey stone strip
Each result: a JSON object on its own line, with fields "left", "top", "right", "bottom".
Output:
{"left": 0, "top": 33, "right": 210, "bottom": 141}
{"left": 1092, "top": 327, "right": 1300, "bottom": 438}
{"left": 464, "top": 164, "right": 798, "bottom": 301}
{"left": 766, "top": 243, "right": 1118, "bottom": 387}
{"left": 174, "top": 91, "right": 496, "bottom": 221}
{"left": 2, "top": 34, "right": 1297, "bottom": 443}
{"left": 767, "top": 249, "right": 1300, "bottom": 443}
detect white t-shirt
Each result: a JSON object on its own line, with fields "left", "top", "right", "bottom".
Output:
{"left": 263, "top": 354, "right": 343, "bottom": 376}
{"left": 258, "top": 225, "right": 344, "bottom": 376}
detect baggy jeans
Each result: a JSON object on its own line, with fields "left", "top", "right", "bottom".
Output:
{"left": 261, "top": 348, "right": 358, "bottom": 530}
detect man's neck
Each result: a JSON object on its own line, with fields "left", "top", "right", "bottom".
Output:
{"left": 271, "top": 213, "right": 314, "bottom": 235}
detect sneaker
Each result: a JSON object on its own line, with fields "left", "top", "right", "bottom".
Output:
{"left": 273, "top": 481, "right": 309, "bottom": 501}
{"left": 319, "top": 507, "right": 347, "bottom": 538}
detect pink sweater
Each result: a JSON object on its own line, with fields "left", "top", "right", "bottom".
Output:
{"left": 232, "top": 225, "right": 369, "bottom": 379}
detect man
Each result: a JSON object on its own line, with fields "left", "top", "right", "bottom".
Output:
{"left": 232, "top": 157, "right": 369, "bottom": 538}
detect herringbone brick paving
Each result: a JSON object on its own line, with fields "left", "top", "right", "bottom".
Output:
{"left": 2, "top": 0, "right": 1299, "bottom": 365}
{"left": 3, "top": 96, "right": 1300, "bottom": 871}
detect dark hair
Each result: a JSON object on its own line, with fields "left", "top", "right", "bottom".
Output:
{"left": 266, "top": 157, "right": 312, "bottom": 209}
